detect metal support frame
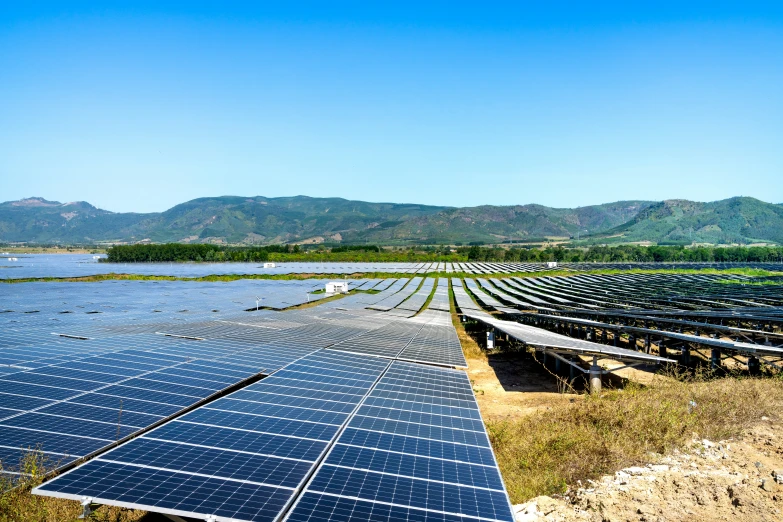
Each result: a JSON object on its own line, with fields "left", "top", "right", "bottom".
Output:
{"left": 78, "top": 498, "right": 100, "bottom": 520}
{"left": 541, "top": 350, "right": 588, "bottom": 373}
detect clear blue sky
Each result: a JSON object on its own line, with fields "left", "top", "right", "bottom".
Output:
{"left": 1, "top": 2, "right": 781, "bottom": 213}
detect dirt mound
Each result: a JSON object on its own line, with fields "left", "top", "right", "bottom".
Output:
{"left": 512, "top": 418, "right": 783, "bottom": 522}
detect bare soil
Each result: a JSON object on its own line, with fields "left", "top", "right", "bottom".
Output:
{"left": 513, "top": 419, "right": 783, "bottom": 522}
{"left": 468, "top": 352, "right": 579, "bottom": 419}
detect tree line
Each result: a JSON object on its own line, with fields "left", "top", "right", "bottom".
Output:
{"left": 465, "top": 244, "right": 783, "bottom": 263}
{"left": 104, "top": 243, "right": 299, "bottom": 262}
{"left": 104, "top": 243, "right": 783, "bottom": 264}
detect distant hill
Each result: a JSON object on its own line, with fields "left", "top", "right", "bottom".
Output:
{"left": 588, "top": 197, "right": 783, "bottom": 245}
{"left": 343, "top": 201, "right": 652, "bottom": 244}
{"left": 0, "top": 195, "right": 780, "bottom": 246}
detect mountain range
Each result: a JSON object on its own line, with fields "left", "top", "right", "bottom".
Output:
{"left": 1, "top": 196, "right": 781, "bottom": 246}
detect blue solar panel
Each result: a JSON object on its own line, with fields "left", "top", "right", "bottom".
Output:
{"left": 39, "top": 460, "right": 293, "bottom": 522}
{"left": 286, "top": 361, "right": 514, "bottom": 522}
{"left": 286, "top": 492, "right": 489, "bottom": 522}
{"left": 34, "top": 351, "right": 392, "bottom": 522}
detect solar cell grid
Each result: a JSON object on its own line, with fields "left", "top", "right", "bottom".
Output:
{"left": 34, "top": 351, "right": 392, "bottom": 522}
{"left": 287, "top": 361, "right": 513, "bottom": 522}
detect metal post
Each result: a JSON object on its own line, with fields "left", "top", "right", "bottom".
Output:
{"left": 555, "top": 357, "right": 561, "bottom": 375}
{"left": 711, "top": 348, "right": 721, "bottom": 372}
{"left": 659, "top": 338, "right": 667, "bottom": 358}
{"left": 748, "top": 356, "right": 761, "bottom": 376}
{"left": 486, "top": 330, "right": 495, "bottom": 349}
{"left": 681, "top": 346, "right": 690, "bottom": 366}
{"left": 569, "top": 356, "right": 576, "bottom": 382}
{"left": 589, "top": 356, "right": 602, "bottom": 394}
{"left": 645, "top": 334, "right": 650, "bottom": 354}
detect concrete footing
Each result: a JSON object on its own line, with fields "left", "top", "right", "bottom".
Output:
{"left": 589, "top": 356, "right": 602, "bottom": 394}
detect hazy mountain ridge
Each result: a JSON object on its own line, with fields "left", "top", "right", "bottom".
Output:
{"left": 0, "top": 196, "right": 780, "bottom": 245}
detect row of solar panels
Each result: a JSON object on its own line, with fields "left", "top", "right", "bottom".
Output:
{"left": 1, "top": 278, "right": 348, "bottom": 315}
{"left": 35, "top": 354, "right": 513, "bottom": 522}
{"left": 454, "top": 275, "right": 783, "bottom": 363}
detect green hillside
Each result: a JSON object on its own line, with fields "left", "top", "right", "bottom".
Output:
{"left": 588, "top": 197, "right": 783, "bottom": 245}
{"left": 1, "top": 195, "right": 781, "bottom": 246}
{"left": 344, "top": 201, "right": 652, "bottom": 244}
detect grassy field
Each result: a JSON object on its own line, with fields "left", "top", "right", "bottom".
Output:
{"left": 484, "top": 368, "right": 783, "bottom": 504}
{"left": 2, "top": 266, "right": 781, "bottom": 284}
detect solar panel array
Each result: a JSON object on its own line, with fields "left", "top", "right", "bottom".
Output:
{"left": 0, "top": 333, "right": 316, "bottom": 477}
{"left": 2, "top": 278, "right": 472, "bottom": 473}
{"left": 9, "top": 273, "right": 514, "bottom": 521}
{"left": 397, "top": 278, "right": 436, "bottom": 312}
{"left": 367, "top": 278, "right": 424, "bottom": 311}
{"left": 4, "top": 254, "right": 783, "bottom": 281}
{"left": 398, "top": 311, "right": 467, "bottom": 368}
{"left": 455, "top": 273, "right": 783, "bottom": 364}
{"left": 34, "top": 351, "right": 391, "bottom": 521}
{"left": 285, "top": 361, "right": 513, "bottom": 522}
{"left": 428, "top": 278, "right": 451, "bottom": 312}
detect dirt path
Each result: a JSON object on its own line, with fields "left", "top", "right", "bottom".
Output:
{"left": 452, "top": 310, "right": 576, "bottom": 420}
{"left": 467, "top": 352, "right": 578, "bottom": 419}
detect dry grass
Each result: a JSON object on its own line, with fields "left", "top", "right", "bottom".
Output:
{"left": 487, "top": 372, "right": 783, "bottom": 503}
{"left": 0, "top": 452, "right": 146, "bottom": 522}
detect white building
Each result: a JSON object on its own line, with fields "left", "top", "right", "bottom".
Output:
{"left": 325, "top": 281, "right": 350, "bottom": 294}
{"left": 546, "top": 261, "right": 558, "bottom": 268}
{"left": 263, "top": 262, "right": 276, "bottom": 268}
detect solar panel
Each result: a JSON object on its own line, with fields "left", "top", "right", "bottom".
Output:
{"left": 33, "top": 351, "right": 391, "bottom": 522}
{"left": 0, "top": 333, "right": 322, "bottom": 475}
{"left": 285, "top": 361, "right": 514, "bottom": 522}
{"left": 398, "top": 311, "right": 467, "bottom": 368}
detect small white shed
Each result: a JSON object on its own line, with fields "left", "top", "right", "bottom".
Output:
{"left": 263, "top": 262, "right": 276, "bottom": 268}
{"left": 546, "top": 261, "right": 558, "bottom": 268}
{"left": 325, "top": 281, "right": 350, "bottom": 294}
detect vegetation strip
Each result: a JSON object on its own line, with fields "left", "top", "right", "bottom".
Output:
{"left": 2, "top": 267, "right": 781, "bottom": 284}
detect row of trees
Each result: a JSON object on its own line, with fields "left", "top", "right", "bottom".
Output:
{"left": 104, "top": 243, "right": 301, "bottom": 263}
{"left": 105, "top": 243, "right": 783, "bottom": 264}
{"left": 104, "top": 243, "right": 462, "bottom": 262}
{"left": 465, "top": 245, "right": 783, "bottom": 263}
